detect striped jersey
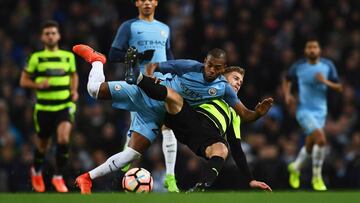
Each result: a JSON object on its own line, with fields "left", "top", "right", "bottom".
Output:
{"left": 25, "top": 49, "right": 76, "bottom": 111}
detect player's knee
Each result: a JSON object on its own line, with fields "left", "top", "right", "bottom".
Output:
{"left": 206, "top": 143, "right": 228, "bottom": 159}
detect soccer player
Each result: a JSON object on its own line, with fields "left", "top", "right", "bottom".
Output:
{"left": 283, "top": 38, "right": 343, "bottom": 191}
{"left": 73, "top": 45, "right": 272, "bottom": 193}
{"left": 188, "top": 66, "right": 272, "bottom": 192}
{"left": 130, "top": 56, "right": 273, "bottom": 191}
{"left": 19, "top": 20, "right": 78, "bottom": 193}
{"left": 108, "top": 0, "right": 178, "bottom": 192}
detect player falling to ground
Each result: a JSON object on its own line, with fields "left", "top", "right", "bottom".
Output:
{"left": 108, "top": 0, "right": 178, "bottom": 192}
{"left": 127, "top": 55, "right": 273, "bottom": 191}
{"left": 72, "top": 45, "right": 272, "bottom": 193}
{"left": 19, "top": 20, "right": 79, "bottom": 193}
{"left": 187, "top": 66, "right": 272, "bottom": 192}
{"left": 283, "top": 38, "right": 343, "bottom": 191}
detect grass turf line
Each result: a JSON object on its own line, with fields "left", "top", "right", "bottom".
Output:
{"left": 0, "top": 191, "right": 360, "bottom": 203}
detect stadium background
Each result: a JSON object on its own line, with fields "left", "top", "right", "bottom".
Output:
{"left": 0, "top": 0, "right": 359, "bottom": 192}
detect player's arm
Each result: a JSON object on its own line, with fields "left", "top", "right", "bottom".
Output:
{"left": 70, "top": 72, "right": 79, "bottom": 101}
{"left": 20, "top": 55, "right": 49, "bottom": 90}
{"left": 283, "top": 62, "right": 300, "bottom": 107}
{"left": 227, "top": 126, "right": 272, "bottom": 191}
{"left": 19, "top": 71, "right": 49, "bottom": 90}
{"left": 224, "top": 84, "right": 273, "bottom": 122}
{"left": 315, "top": 61, "right": 343, "bottom": 93}
{"left": 108, "top": 21, "right": 131, "bottom": 62}
{"left": 69, "top": 53, "right": 79, "bottom": 101}
{"left": 144, "top": 60, "right": 202, "bottom": 77}
{"left": 165, "top": 33, "right": 174, "bottom": 60}
{"left": 315, "top": 73, "right": 343, "bottom": 92}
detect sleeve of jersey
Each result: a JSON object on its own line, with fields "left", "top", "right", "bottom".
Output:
{"left": 25, "top": 54, "right": 37, "bottom": 74}
{"left": 165, "top": 30, "right": 174, "bottom": 60}
{"left": 224, "top": 84, "right": 240, "bottom": 108}
{"left": 69, "top": 53, "right": 76, "bottom": 73}
{"left": 286, "top": 63, "right": 297, "bottom": 80}
{"left": 109, "top": 22, "right": 131, "bottom": 62}
{"left": 227, "top": 126, "right": 253, "bottom": 185}
{"left": 159, "top": 59, "right": 202, "bottom": 75}
{"left": 328, "top": 61, "right": 339, "bottom": 82}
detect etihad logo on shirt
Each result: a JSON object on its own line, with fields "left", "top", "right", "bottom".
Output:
{"left": 137, "top": 40, "right": 166, "bottom": 47}
{"left": 180, "top": 82, "right": 203, "bottom": 101}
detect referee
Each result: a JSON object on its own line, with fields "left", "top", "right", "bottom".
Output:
{"left": 20, "top": 20, "right": 78, "bottom": 193}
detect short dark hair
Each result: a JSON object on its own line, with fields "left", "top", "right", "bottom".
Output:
{"left": 207, "top": 48, "right": 226, "bottom": 60}
{"left": 224, "top": 66, "right": 245, "bottom": 76}
{"left": 41, "top": 20, "right": 60, "bottom": 32}
{"left": 305, "top": 36, "right": 320, "bottom": 45}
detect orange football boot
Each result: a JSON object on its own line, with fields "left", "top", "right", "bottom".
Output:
{"left": 51, "top": 176, "right": 69, "bottom": 193}
{"left": 72, "top": 44, "right": 106, "bottom": 64}
{"left": 75, "top": 172, "right": 92, "bottom": 194}
{"left": 30, "top": 167, "right": 45, "bottom": 192}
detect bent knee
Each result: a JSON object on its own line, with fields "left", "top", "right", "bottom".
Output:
{"left": 206, "top": 142, "right": 228, "bottom": 159}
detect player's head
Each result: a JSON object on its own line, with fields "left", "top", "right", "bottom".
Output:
{"left": 203, "top": 48, "right": 227, "bottom": 82}
{"left": 134, "top": 0, "right": 158, "bottom": 17}
{"left": 304, "top": 38, "right": 321, "bottom": 61}
{"left": 40, "top": 20, "right": 60, "bottom": 49}
{"left": 223, "top": 66, "right": 245, "bottom": 93}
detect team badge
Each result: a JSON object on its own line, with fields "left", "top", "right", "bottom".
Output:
{"left": 208, "top": 88, "right": 217, "bottom": 96}
{"left": 161, "top": 30, "right": 168, "bottom": 38}
{"left": 114, "top": 84, "right": 121, "bottom": 91}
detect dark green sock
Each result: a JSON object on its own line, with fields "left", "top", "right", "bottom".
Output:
{"left": 55, "top": 144, "right": 69, "bottom": 175}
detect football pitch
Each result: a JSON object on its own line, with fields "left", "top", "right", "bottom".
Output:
{"left": 1, "top": 191, "right": 360, "bottom": 203}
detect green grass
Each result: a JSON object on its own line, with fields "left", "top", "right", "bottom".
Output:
{"left": 1, "top": 191, "right": 360, "bottom": 203}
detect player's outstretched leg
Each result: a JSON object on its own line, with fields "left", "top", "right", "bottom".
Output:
{"left": 162, "top": 127, "right": 179, "bottom": 192}
{"left": 188, "top": 143, "right": 227, "bottom": 192}
{"left": 75, "top": 147, "right": 141, "bottom": 194}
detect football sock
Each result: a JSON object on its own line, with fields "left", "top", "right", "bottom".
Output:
{"left": 162, "top": 129, "right": 177, "bottom": 175}
{"left": 201, "top": 156, "right": 225, "bottom": 186}
{"left": 312, "top": 144, "right": 326, "bottom": 178}
{"left": 87, "top": 61, "right": 105, "bottom": 99}
{"left": 34, "top": 149, "right": 45, "bottom": 173}
{"left": 55, "top": 144, "right": 69, "bottom": 175}
{"left": 293, "top": 146, "right": 310, "bottom": 171}
{"left": 89, "top": 147, "right": 141, "bottom": 179}
{"left": 137, "top": 75, "right": 167, "bottom": 101}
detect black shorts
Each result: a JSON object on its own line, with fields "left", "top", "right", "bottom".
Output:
{"left": 164, "top": 101, "right": 228, "bottom": 158}
{"left": 34, "top": 108, "right": 74, "bottom": 139}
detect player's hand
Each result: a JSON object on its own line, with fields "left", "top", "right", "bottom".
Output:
{"left": 144, "top": 63, "right": 158, "bottom": 77}
{"left": 37, "top": 80, "right": 50, "bottom": 90}
{"left": 315, "top": 73, "right": 326, "bottom": 84}
{"left": 255, "top": 97, "right": 273, "bottom": 116}
{"left": 249, "top": 180, "right": 272, "bottom": 192}
{"left": 71, "top": 91, "right": 79, "bottom": 102}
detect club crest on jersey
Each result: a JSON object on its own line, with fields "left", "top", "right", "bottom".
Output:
{"left": 114, "top": 84, "right": 121, "bottom": 91}
{"left": 161, "top": 30, "right": 168, "bottom": 38}
{"left": 208, "top": 88, "right": 217, "bottom": 96}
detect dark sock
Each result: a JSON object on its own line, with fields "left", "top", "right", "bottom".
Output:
{"left": 34, "top": 149, "right": 45, "bottom": 172}
{"left": 55, "top": 144, "right": 69, "bottom": 175}
{"left": 201, "top": 156, "right": 225, "bottom": 187}
{"left": 137, "top": 75, "right": 167, "bottom": 101}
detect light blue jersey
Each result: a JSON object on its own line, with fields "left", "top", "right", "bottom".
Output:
{"left": 287, "top": 58, "right": 339, "bottom": 134}
{"left": 111, "top": 18, "right": 173, "bottom": 72}
{"left": 160, "top": 60, "right": 240, "bottom": 107}
{"left": 110, "top": 18, "right": 173, "bottom": 140}
{"left": 109, "top": 60, "right": 240, "bottom": 142}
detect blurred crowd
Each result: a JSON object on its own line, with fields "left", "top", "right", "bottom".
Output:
{"left": 0, "top": 0, "right": 359, "bottom": 192}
